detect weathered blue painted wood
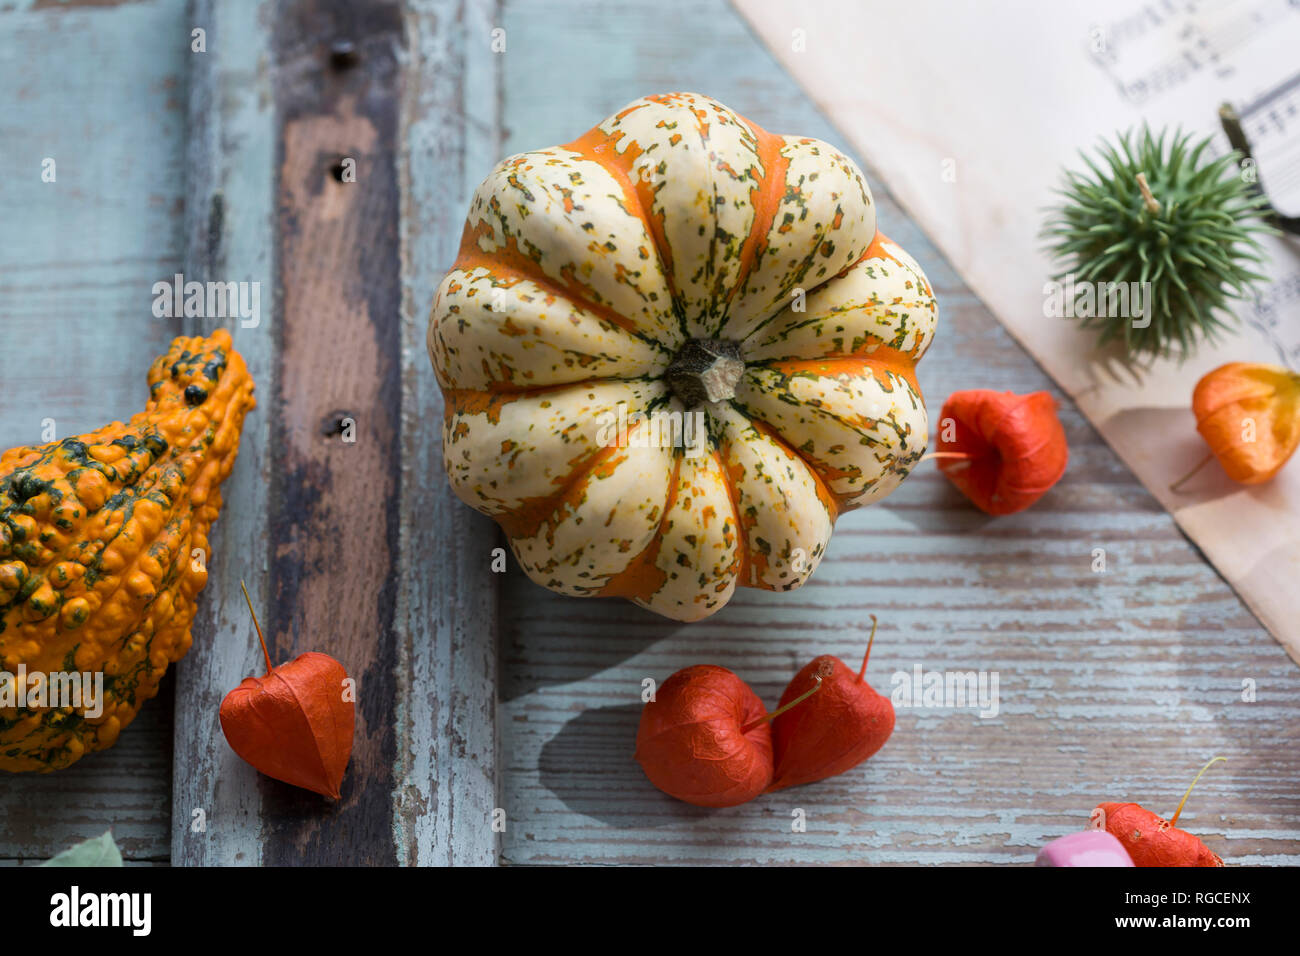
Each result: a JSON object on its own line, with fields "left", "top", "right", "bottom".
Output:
{"left": 0, "top": 0, "right": 189, "bottom": 438}
{"left": 1, "top": 0, "right": 507, "bottom": 868}
{"left": 0, "top": 0, "right": 191, "bottom": 862}
{"left": 395, "top": 0, "right": 504, "bottom": 867}
{"left": 493, "top": 0, "right": 1300, "bottom": 865}
{"left": 169, "top": 0, "right": 277, "bottom": 867}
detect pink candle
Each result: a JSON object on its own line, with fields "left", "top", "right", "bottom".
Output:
{"left": 1036, "top": 830, "right": 1135, "bottom": 867}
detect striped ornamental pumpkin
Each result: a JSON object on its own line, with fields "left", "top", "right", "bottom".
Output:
{"left": 428, "top": 93, "right": 937, "bottom": 621}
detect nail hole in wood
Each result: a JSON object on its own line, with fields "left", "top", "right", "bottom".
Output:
{"left": 329, "top": 39, "right": 359, "bottom": 70}
{"left": 322, "top": 411, "right": 355, "bottom": 436}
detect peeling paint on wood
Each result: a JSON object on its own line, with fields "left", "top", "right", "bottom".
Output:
{"left": 171, "top": 0, "right": 501, "bottom": 866}
{"left": 264, "top": 0, "right": 407, "bottom": 859}
{"left": 169, "top": 0, "right": 277, "bottom": 867}
{"left": 392, "top": 0, "right": 502, "bottom": 867}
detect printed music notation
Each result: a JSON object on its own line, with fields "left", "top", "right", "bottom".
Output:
{"left": 1235, "top": 71, "right": 1300, "bottom": 210}
{"left": 1090, "top": 0, "right": 1299, "bottom": 105}
{"left": 1232, "top": 73, "right": 1300, "bottom": 365}
{"left": 1249, "top": 271, "right": 1300, "bottom": 365}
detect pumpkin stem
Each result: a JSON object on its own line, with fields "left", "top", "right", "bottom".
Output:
{"left": 240, "top": 579, "right": 274, "bottom": 676}
{"left": 857, "top": 613, "right": 878, "bottom": 683}
{"left": 1136, "top": 172, "right": 1161, "bottom": 215}
{"left": 1169, "top": 452, "right": 1214, "bottom": 492}
{"left": 664, "top": 338, "right": 744, "bottom": 407}
{"left": 1169, "top": 756, "right": 1226, "bottom": 827}
{"left": 741, "top": 676, "right": 822, "bottom": 733}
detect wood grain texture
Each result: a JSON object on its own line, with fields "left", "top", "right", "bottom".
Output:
{"left": 255, "top": 0, "right": 408, "bottom": 864}
{"left": 0, "top": 0, "right": 503, "bottom": 867}
{"left": 493, "top": 0, "right": 1300, "bottom": 865}
{"left": 0, "top": 0, "right": 189, "bottom": 863}
{"left": 393, "top": 0, "right": 502, "bottom": 866}
{"left": 170, "top": 0, "right": 279, "bottom": 866}
{"left": 173, "top": 0, "right": 501, "bottom": 866}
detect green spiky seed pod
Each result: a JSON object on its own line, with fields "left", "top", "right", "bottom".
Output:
{"left": 1043, "top": 126, "right": 1274, "bottom": 360}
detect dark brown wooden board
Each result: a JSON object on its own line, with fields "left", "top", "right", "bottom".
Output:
{"left": 255, "top": 0, "right": 407, "bottom": 863}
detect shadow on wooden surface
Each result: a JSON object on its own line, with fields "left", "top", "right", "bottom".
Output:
{"left": 502, "top": 595, "right": 688, "bottom": 702}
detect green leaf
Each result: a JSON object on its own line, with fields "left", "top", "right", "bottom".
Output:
{"left": 40, "top": 831, "right": 123, "bottom": 867}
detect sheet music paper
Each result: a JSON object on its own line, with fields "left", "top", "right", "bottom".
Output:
{"left": 735, "top": 0, "right": 1300, "bottom": 662}
{"left": 1090, "top": 0, "right": 1300, "bottom": 362}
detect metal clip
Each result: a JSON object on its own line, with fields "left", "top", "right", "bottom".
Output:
{"left": 1219, "top": 102, "right": 1300, "bottom": 236}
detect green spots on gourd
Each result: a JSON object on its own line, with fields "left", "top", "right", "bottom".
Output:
{"left": 4, "top": 470, "right": 57, "bottom": 512}
{"left": 201, "top": 353, "right": 227, "bottom": 381}
{"left": 16, "top": 574, "right": 41, "bottom": 603}
{"left": 45, "top": 709, "right": 85, "bottom": 733}
{"left": 61, "top": 598, "right": 90, "bottom": 631}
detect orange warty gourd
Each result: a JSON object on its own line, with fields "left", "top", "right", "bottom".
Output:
{"left": 0, "top": 330, "right": 254, "bottom": 771}
{"left": 429, "top": 92, "right": 938, "bottom": 621}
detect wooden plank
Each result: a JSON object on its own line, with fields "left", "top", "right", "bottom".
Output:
{"left": 174, "top": 0, "right": 411, "bottom": 866}
{"left": 494, "top": 0, "right": 1300, "bottom": 865}
{"left": 393, "top": 0, "right": 503, "bottom": 866}
{"left": 0, "top": 0, "right": 190, "bottom": 863}
{"left": 172, "top": 0, "right": 501, "bottom": 866}
{"left": 257, "top": 0, "right": 409, "bottom": 864}
{"left": 170, "top": 0, "right": 278, "bottom": 866}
